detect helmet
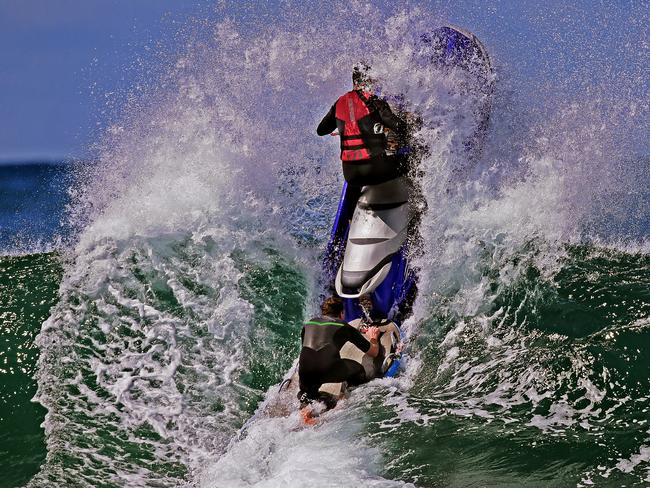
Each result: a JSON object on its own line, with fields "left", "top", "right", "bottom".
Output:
{"left": 352, "top": 62, "right": 374, "bottom": 90}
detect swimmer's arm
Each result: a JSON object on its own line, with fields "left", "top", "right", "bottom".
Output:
{"left": 365, "top": 326, "right": 380, "bottom": 358}
{"left": 345, "top": 325, "right": 379, "bottom": 358}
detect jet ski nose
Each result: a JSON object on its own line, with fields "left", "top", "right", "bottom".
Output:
{"left": 336, "top": 261, "right": 393, "bottom": 298}
{"left": 334, "top": 178, "right": 412, "bottom": 299}
{"left": 340, "top": 269, "right": 368, "bottom": 294}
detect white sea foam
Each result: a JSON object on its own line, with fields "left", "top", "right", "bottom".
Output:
{"left": 199, "top": 405, "right": 414, "bottom": 488}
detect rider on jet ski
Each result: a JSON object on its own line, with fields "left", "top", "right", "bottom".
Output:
{"left": 317, "top": 63, "right": 423, "bottom": 306}
{"left": 298, "top": 295, "right": 380, "bottom": 417}
{"left": 316, "top": 63, "right": 409, "bottom": 187}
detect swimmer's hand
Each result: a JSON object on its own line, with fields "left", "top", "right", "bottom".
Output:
{"left": 367, "top": 326, "right": 380, "bottom": 341}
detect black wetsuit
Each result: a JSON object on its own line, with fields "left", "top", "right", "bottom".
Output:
{"left": 317, "top": 91, "right": 407, "bottom": 186}
{"left": 298, "top": 316, "right": 371, "bottom": 406}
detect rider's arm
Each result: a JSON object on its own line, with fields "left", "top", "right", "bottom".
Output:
{"left": 317, "top": 104, "right": 337, "bottom": 136}
{"left": 374, "top": 98, "right": 407, "bottom": 136}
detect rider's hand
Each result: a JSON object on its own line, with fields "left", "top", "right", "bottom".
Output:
{"left": 367, "top": 326, "right": 380, "bottom": 341}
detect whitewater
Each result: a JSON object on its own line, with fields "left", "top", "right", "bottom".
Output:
{"left": 20, "top": 4, "right": 650, "bottom": 487}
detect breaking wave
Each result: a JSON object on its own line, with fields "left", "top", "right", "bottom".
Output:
{"left": 28, "top": 3, "right": 649, "bottom": 487}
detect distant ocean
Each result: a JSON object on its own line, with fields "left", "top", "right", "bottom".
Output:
{"left": 0, "top": 162, "right": 71, "bottom": 252}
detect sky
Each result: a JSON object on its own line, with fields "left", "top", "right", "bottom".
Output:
{"left": 0, "top": 0, "right": 213, "bottom": 162}
{"left": 0, "top": 0, "right": 647, "bottom": 162}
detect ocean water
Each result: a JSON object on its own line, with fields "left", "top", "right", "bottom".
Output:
{"left": 2, "top": 3, "right": 650, "bottom": 488}
{"left": 0, "top": 163, "right": 71, "bottom": 252}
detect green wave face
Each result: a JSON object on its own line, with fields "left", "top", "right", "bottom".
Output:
{"left": 8, "top": 241, "right": 649, "bottom": 487}
{"left": 0, "top": 253, "right": 62, "bottom": 487}
{"left": 369, "top": 243, "right": 650, "bottom": 487}
{"left": 24, "top": 235, "right": 308, "bottom": 488}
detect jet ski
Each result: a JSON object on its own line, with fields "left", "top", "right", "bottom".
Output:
{"left": 322, "top": 24, "right": 494, "bottom": 326}
{"left": 279, "top": 177, "right": 413, "bottom": 410}
{"left": 251, "top": 26, "right": 493, "bottom": 422}
{"left": 324, "top": 177, "right": 417, "bottom": 325}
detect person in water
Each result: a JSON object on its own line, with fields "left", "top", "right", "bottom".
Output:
{"left": 316, "top": 63, "right": 409, "bottom": 187}
{"left": 298, "top": 295, "right": 380, "bottom": 418}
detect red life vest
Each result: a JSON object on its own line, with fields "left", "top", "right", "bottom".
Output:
{"left": 334, "top": 91, "right": 386, "bottom": 162}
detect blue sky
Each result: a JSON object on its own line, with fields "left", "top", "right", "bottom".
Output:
{"left": 0, "top": 0, "right": 212, "bottom": 161}
{"left": 0, "top": 1, "right": 647, "bottom": 162}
